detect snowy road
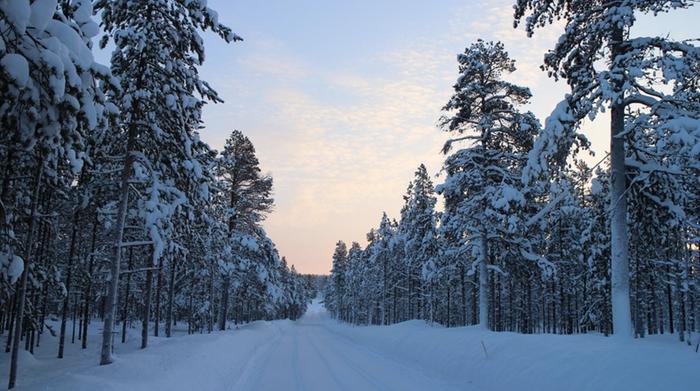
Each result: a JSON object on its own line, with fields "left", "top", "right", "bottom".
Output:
{"left": 6, "top": 299, "right": 699, "bottom": 391}
{"left": 6, "top": 299, "right": 466, "bottom": 391}
{"left": 230, "top": 300, "right": 464, "bottom": 391}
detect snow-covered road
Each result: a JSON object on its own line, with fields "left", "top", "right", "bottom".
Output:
{"left": 4, "top": 299, "right": 465, "bottom": 391}
{"left": 5, "top": 298, "right": 699, "bottom": 391}
{"left": 230, "top": 300, "right": 464, "bottom": 391}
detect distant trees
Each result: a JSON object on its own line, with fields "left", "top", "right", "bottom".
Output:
{"left": 1, "top": 1, "right": 312, "bottom": 388}
{"left": 328, "top": 241, "right": 348, "bottom": 321}
{"left": 326, "top": 22, "right": 699, "bottom": 346}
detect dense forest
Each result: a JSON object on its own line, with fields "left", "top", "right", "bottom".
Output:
{"left": 325, "top": 1, "right": 700, "bottom": 344}
{"left": 0, "top": 0, "right": 313, "bottom": 388}
{"left": 1, "top": 0, "right": 700, "bottom": 390}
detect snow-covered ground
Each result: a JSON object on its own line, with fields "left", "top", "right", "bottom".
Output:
{"left": 2, "top": 299, "right": 698, "bottom": 390}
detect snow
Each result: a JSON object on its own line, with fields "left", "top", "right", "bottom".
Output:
{"left": 1, "top": 53, "right": 30, "bottom": 88}
{"left": 45, "top": 19, "right": 94, "bottom": 69}
{"left": 72, "top": 0, "right": 92, "bottom": 24}
{"left": 2, "top": 298, "right": 698, "bottom": 391}
{"left": 0, "top": 0, "right": 31, "bottom": 34}
{"left": 7, "top": 255, "right": 24, "bottom": 284}
{"left": 28, "top": 0, "right": 57, "bottom": 31}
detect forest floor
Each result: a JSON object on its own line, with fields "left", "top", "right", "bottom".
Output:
{"left": 1, "top": 299, "right": 699, "bottom": 390}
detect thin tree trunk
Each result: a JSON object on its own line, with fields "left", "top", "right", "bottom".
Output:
{"left": 219, "top": 276, "right": 229, "bottom": 331}
{"left": 3, "top": 305, "right": 11, "bottom": 339}
{"left": 35, "top": 210, "right": 53, "bottom": 349}
{"left": 407, "top": 263, "right": 412, "bottom": 320}
{"left": 188, "top": 275, "right": 194, "bottom": 335}
{"left": 58, "top": 210, "right": 81, "bottom": 358}
{"left": 166, "top": 258, "right": 177, "bottom": 337}
{"left": 154, "top": 257, "right": 163, "bottom": 336}
{"left": 141, "top": 252, "right": 154, "bottom": 349}
{"left": 8, "top": 162, "right": 43, "bottom": 389}
{"left": 666, "top": 265, "right": 674, "bottom": 334}
{"left": 5, "top": 293, "right": 18, "bottom": 353}
{"left": 461, "top": 264, "right": 467, "bottom": 326}
{"left": 37, "top": 283, "right": 49, "bottom": 347}
{"left": 121, "top": 249, "right": 134, "bottom": 344}
{"left": 208, "top": 267, "right": 214, "bottom": 333}
{"left": 447, "top": 285, "right": 451, "bottom": 328}
{"left": 82, "top": 213, "right": 99, "bottom": 350}
{"left": 71, "top": 293, "right": 79, "bottom": 344}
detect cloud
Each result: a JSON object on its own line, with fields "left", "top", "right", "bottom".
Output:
{"left": 199, "top": 0, "right": 600, "bottom": 274}
{"left": 243, "top": 62, "right": 448, "bottom": 272}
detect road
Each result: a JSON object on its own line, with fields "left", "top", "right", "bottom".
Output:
{"left": 230, "top": 299, "right": 464, "bottom": 391}
{"left": 5, "top": 299, "right": 466, "bottom": 391}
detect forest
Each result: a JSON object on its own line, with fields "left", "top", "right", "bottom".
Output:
{"left": 325, "top": 2, "right": 700, "bottom": 342}
{"left": 0, "top": 1, "right": 314, "bottom": 389}
{"left": 1, "top": 0, "right": 700, "bottom": 390}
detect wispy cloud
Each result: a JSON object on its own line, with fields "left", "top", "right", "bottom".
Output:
{"left": 199, "top": 0, "right": 594, "bottom": 273}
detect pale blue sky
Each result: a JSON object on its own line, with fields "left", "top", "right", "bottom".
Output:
{"left": 162, "top": 1, "right": 696, "bottom": 274}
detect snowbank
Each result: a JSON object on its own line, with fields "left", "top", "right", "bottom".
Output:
{"left": 324, "top": 319, "right": 699, "bottom": 391}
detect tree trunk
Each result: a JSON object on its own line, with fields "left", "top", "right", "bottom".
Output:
{"left": 479, "top": 234, "right": 489, "bottom": 329}
{"left": 382, "top": 259, "right": 387, "bottom": 326}
{"left": 8, "top": 162, "right": 43, "bottom": 389}
{"left": 461, "top": 264, "right": 467, "bottom": 326}
{"left": 208, "top": 267, "right": 214, "bottom": 333}
{"left": 100, "top": 124, "right": 137, "bottom": 365}
{"left": 407, "top": 264, "right": 412, "bottom": 320}
{"left": 121, "top": 249, "right": 134, "bottom": 344}
{"left": 5, "top": 294, "right": 17, "bottom": 352}
{"left": 82, "top": 214, "right": 99, "bottom": 350}
{"left": 141, "top": 253, "right": 154, "bottom": 349}
{"left": 71, "top": 293, "right": 79, "bottom": 343}
{"left": 58, "top": 210, "right": 81, "bottom": 358}
{"left": 666, "top": 264, "right": 674, "bottom": 334}
{"left": 187, "top": 275, "right": 194, "bottom": 335}
{"left": 219, "top": 276, "right": 229, "bottom": 331}
{"left": 609, "top": 23, "right": 633, "bottom": 339}
{"left": 446, "top": 285, "right": 451, "bottom": 328}
{"left": 165, "top": 258, "right": 177, "bottom": 338}
{"left": 392, "top": 285, "right": 397, "bottom": 324}
{"left": 154, "top": 257, "right": 163, "bottom": 336}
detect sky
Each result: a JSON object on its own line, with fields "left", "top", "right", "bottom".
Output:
{"left": 189, "top": 0, "right": 699, "bottom": 274}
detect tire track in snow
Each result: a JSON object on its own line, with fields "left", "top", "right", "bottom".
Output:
{"left": 228, "top": 323, "right": 283, "bottom": 391}
{"left": 303, "top": 325, "right": 390, "bottom": 390}
{"left": 291, "top": 326, "right": 304, "bottom": 391}
{"left": 312, "top": 323, "right": 466, "bottom": 391}
{"left": 300, "top": 325, "right": 352, "bottom": 391}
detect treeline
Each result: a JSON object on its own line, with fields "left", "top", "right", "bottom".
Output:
{"left": 325, "top": 1, "right": 700, "bottom": 345}
{"left": 0, "top": 0, "right": 312, "bottom": 388}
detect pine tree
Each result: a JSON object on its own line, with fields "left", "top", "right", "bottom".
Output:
{"left": 216, "top": 130, "right": 272, "bottom": 329}
{"left": 1, "top": 0, "right": 112, "bottom": 386}
{"left": 329, "top": 241, "right": 348, "bottom": 320}
{"left": 94, "top": 0, "right": 240, "bottom": 364}
{"left": 515, "top": 0, "right": 699, "bottom": 338}
{"left": 399, "top": 164, "right": 438, "bottom": 321}
{"left": 437, "top": 40, "right": 539, "bottom": 329}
